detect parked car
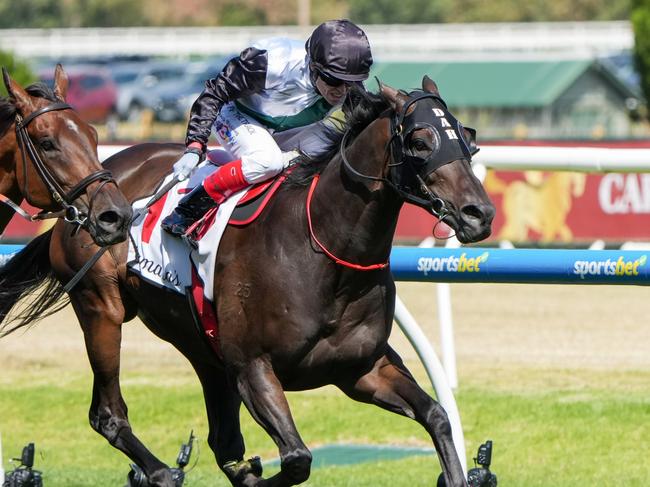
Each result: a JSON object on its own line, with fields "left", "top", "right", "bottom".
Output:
{"left": 151, "top": 58, "right": 230, "bottom": 123}
{"left": 110, "top": 61, "right": 187, "bottom": 121}
{"left": 39, "top": 65, "right": 118, "bottom": 124}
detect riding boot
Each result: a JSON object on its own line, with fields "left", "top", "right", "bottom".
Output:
{"left": 161, "top": 159, "right": 249, "bottom": 239}
{"left": 160, "top": 184, "right": 215, "bottom": 237}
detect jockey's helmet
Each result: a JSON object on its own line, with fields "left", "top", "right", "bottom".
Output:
{"left": 306, "top": 19, "right": 373, "bottom": 82}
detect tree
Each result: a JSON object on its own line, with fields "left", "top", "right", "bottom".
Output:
{"left": 76, "top": 0, "right": 148, "bottom": 27}
{"left": 350, "top": 0, "right": 445, "bottom": 23}
{"left": 632, "top": 0, "right": 650, "bottom": 115}
{"left": 0, "top": 0, "right": 65, "bottom": 28}
{"left": 0, "top": 50, "right": 35, "bottom": 97}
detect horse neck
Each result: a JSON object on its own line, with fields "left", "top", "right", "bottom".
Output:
{"left": 0, "top": 126, "right": 23, "bottom": 232}
{"left": 310, "top": 117, "right": 402, "bottom": 266}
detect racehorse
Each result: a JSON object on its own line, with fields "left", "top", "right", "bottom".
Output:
{"left": 0, "top": 64, "right": 132, "bottom": 244}
{"left": 0, "top": 77, "right": 494, "bottom": 487}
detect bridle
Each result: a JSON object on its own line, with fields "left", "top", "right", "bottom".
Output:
{"left": 340, "top": 91, "right": 474, "bottom": 221}
{"left": 14, "top": 101, "right": 115, "bottom": 226}
{"left": 308, "top": 90, "right": 476, "bottom": 271}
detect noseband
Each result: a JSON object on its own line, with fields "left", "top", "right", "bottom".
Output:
{"left": 14, "top": 102, "right": 115, "bottom": 226}
{"left": 340, "top": 91, "right": 473, "bottom": 220}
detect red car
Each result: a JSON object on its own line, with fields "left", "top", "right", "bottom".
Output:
{"left": 39, "top": 65, "right": 118, "bottom": 124}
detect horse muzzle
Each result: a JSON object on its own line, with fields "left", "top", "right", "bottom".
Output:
{"left": 86, "top": 203, "right": 133, "bottom": 246}
{"left": 447, "top": 201, "right": 495, "bottom": 244}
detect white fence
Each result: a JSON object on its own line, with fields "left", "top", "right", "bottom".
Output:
{"left": 97, "top": 144, "right": 650, "bottom": 173}
{"left": 0, "top": 21, "right": 633, "bottom": 62}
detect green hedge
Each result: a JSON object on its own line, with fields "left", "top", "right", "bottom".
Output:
{"left": 0, "top": 50, "right": 35, "bottom": 97}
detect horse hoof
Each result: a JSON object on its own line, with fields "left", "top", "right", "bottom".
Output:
{"left": 147, "top": 466, "right": 176, "bottom": 487}
{"left": 223, "top": 457, "right": 264, "bottom": 484}
{"left": 248, "top": 456, "right": 263, "bottom": 476}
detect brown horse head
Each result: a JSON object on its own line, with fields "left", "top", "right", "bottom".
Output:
{"left": 1, "top": 64, "right": 132, "bottom": 246}
{"left": 378, "top": 76, "right": 494, "bottom": 243}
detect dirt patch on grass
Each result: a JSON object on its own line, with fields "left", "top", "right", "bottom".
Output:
{"left": 1, "top": 283, "right": 648, "bottom": 383}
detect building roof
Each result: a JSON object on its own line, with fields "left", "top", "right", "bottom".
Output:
{"left": 370, "top": 59, "right": 640, "bottom": 108}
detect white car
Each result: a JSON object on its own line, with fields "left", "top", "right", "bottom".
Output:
{"left": 111, "top": 61, "right": 187, "bottom": 121}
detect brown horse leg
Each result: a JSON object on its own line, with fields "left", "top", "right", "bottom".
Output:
{"left": 338, "top": 347, "right": 468, "bottom": 487}
{"left": 234, "top": 357, "right": 312, "bottom": 487}
{"left": 192, "top": 362, "right": 261, "bottom": 481}
{"left": 69, "top": 291, "right": 174, "bottom": 487}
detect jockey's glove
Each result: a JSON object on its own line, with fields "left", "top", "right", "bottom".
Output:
{"left": 173, "top": 150, "right": 202, "bottom": 181}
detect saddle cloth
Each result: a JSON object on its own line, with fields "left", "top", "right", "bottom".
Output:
{"left": 127, "top": 153, "right": 246, "bottom": 301}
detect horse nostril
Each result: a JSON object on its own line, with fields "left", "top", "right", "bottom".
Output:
{"left": 461, "top": 203, "right": 495, "bottom": 224}
{"left": 98, "top": 210, "right": 120, "bottom": 226}
{"left": 460, "top": 204, "right": 483, "bottom": 222}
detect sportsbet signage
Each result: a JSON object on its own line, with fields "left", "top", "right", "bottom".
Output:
{"left": 390, "top": 248, "right": 650, "bottom": 285}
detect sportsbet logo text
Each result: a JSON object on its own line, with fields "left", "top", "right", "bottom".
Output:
{"left": 573, "top": 255, "right": 647, "bottom": 279}
{"left": 417, "top": 252, "right": 489, "bottom": 275}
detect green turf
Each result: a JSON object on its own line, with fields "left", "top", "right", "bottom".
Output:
{"left": 1, "top": 366, "right": 649, "bottom": 486}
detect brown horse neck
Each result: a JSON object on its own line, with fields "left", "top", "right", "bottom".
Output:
{"left": 0, "top": 128, "right": 23, "bottom": 231}
{"left": 309, "top": 118, "right": 402, "bottom": 267}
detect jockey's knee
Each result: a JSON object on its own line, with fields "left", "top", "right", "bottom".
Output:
{"left": 242, "top": 149, "right": 284, "bottom": 183}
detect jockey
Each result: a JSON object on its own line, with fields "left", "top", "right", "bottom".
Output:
{"left": 161, "top": 19, "right": 373, "bottom": 239}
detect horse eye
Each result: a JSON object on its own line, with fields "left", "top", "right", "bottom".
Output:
{"left": 40, "top": 139, "right": 56, "bottom": 151}
{"left": 411, "top": 139, "right": 428, "bottom": 152}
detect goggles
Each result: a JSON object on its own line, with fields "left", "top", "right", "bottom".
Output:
{"left": 317, "top": 70, "right": 350, "bottom": 88}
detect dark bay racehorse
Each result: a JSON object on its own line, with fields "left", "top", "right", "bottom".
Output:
{"left": 0, "top": 77, "right": 494, "bottom": 487}
{"left": 0, "top": 64, "right": 132, "bottom": 244}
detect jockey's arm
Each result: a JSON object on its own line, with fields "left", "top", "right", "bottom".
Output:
{"left": 185, "top": 47, "right": 268, "bottom": 151}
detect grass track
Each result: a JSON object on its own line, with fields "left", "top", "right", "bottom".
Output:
{"left": 1, "top": 282, "right": 649, "bottom": 486}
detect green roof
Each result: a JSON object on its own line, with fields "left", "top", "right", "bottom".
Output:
{"left": 370, "top": 59, "right": 615, "bottom": 108}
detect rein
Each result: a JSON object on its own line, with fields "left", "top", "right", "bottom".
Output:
{"left": 63, "top": 174, "right": 182, "bottom": 293}
{"left": 11, "top": 102, "right": 115, "bottom": 227}
{"left": 306, "top": 174, "right": 388, "bottom": 271}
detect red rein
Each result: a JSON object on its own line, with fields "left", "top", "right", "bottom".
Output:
{"left": 306, "top": 175, "right": 388, "bottom": 271}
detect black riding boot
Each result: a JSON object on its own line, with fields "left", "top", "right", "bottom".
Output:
{"left": 161, "top": 184, "right": 216, "bottom": 238}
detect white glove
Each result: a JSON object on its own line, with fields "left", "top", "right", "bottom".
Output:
{"left": 173, "top": 151, "right": 200, "bottom": 181}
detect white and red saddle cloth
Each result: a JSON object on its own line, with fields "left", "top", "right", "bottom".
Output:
{"left": 127, "top": 150, "right": 245, "bottom": 302}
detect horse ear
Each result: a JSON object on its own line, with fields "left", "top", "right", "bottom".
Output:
{"left": 422, "top": 76, "right": 440, "bottom": 95}
{"left": 53, "top": 63, "right": 68, "bottom": 101}
{"left": 462, "top": 126, "right": 480, "bottom": 155}
{"left": 2, "top": 66, "right": 34, "bottom": 115}
{"left": 379, "top": 81, "right": 407, "bottom": 113}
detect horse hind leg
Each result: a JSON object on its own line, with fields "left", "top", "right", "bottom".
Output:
{"left": 338, "top": 347, "right": 468, "bottom": 487}
{"left": 69, "top": 290, "right": 175, "bottom": 487}
{"left": 233, "top": 357, "right": 312, "bottom": 487}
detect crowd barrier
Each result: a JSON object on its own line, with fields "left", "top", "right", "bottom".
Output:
{"left": 391, "top": 247, "right": 650, "bottom": 285}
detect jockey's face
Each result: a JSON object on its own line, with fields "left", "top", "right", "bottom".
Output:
{"left": 315, "top": 71, "right": 351, "bottom": 106}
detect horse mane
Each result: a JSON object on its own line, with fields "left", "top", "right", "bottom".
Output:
{"left": 286, "top": 85, "right": 389, "bottom": 186}
{"left": 0, "top": 82, "right": 58, "bottom": 137}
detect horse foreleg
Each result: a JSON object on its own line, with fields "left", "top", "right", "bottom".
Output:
{"left": 234, "top": 357, "right": 312, "bottom": 487}
{"left": 69, "top": 291, "right": 174, "bottom": 487}
{"left": 338, "top": 347, "right": 468, "bottom": 487}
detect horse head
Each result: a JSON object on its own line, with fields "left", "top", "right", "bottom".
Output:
{"left": 2, "top": 64, "right": 132, "bottom": 246}
{"left": 379, "top": 76, "right": 495, "bottom": 243}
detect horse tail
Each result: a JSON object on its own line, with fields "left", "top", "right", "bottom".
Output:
{"left": 0, "top": 229, "right": 68, "bottom": 337}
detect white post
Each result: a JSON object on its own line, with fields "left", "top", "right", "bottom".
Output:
{"left": 436, "top": 279, "right": 458, "bottom": 389}
{"left": 0, "top": 432, "right": 5, "bottom": 485}
{"left": 419, "top": 235, "right": 459, "bottom": 389}
{"left": 394, "top": 296, "right": 468, "bottom": 475}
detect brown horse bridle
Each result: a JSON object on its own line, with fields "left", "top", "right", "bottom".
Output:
{"left": 14, "top": 101, "right": 115, "bottom": 226}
